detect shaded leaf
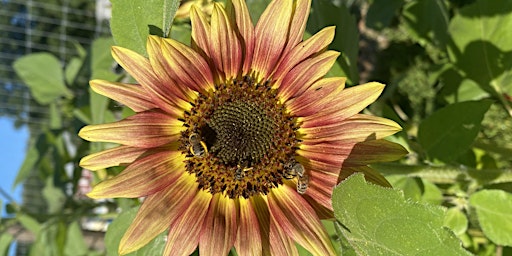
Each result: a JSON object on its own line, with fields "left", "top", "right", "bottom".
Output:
{"left": 13, "top": 133, "right": 49, "bottom": 187}
{"left": 13, "top": 53, "right": 73, "bottom": 105}
{"left": 444, "top": 207, "right": 468, "bottom": 236}
{"left": 469, "top": 190, "right": 512, "bottom": 246}
{"left": 110, "top": 0, "right": 181, "bottom": 57}
{"left": 333, "top": 174, "right": 471, "bottom": 255}
{"left": 366, "top": 0, "right": 404, "bottom": 30}
{"left": 418, "top": 100, "right": 492, "bottom": 162}
{"left": 90, "top": 37, "right": 117, "bottom": 80}
{"left": 64, "top": 222, "right": 88, "bottom": 256}
{"left": 17, "top": 214, "right": 41, "bottom": 236}
{"left": 42, "top": 177, "right": 66, "bottom": 214}
{"left": 402, "top": 0, "right": 449, "bottom": 48}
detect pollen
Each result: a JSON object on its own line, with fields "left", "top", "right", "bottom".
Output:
{"left": 181, "top": 77, "right": 302, "bottom": 198}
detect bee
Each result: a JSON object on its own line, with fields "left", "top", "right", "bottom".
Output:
{"left": 297, "top": 174, "right": 309, "bottom": 194}
{"left": 235, "top": 166, "right": 253, "bottom": 180}
{"left": 189, "top": 133, "right": 208, "bottom": 157}
{"left": 283, "top": 160, "right": 305, "bottom": 179}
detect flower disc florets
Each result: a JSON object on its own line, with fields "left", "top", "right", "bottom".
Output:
{"left": 181, "top": 76, "right": 301, "bottom": 198}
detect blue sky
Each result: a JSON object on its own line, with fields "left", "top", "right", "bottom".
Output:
{"left": 0, "top": 117, "right": 28, "bottom": 217}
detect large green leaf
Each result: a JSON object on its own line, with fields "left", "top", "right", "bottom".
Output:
{"left": 307, "top": 0, "right": 359, "bottom": 84}
{"left": 105, "top": 207, "right": 166, "bottom": 256}
{"left": 110, "top": 0, "right": 181, "bottom": 56}
{"left": 417, "top": 100, "right": 492, "bottom": 162}
{"left": 0, "top": 233, "right": 13, "bottom": 256}
{"left": 448, "top": 0, "right": 512, "bottom": 114}
{"left": 366, "top": 0, "right": 404, "bottom": 30}
{"left": 469, "top": 190, "right": 512, "bottom": 246}
{"left": 13, "top": 53, "right": 73, "bottom": 105}
{"left": 90, "top": 37, "right": 117, "bottom": 81}
{"left": 333, "top": 174, "right": 471, "bottom": 255}
{"left": 402, "top": 0, "right": 449, "bottom": 48}
{"left": 64, "top": 221, "right": 89, "bottom": 256}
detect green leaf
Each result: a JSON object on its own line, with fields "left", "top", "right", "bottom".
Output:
{"left": 64, "top": 221, "right": 88, "bottom": 256}
{"left": 366, "top": 0, "right": 404, "bottom": 30}
{"left": 333, "top": 174, "right": 471, "bottom": 255}
{"left": 49, "top": 102, "right": 62, "bottom": 129}
{"left": 17, "top": 214, "right": 42, "bottom": 236}
{"left": 307, "top": 0, "right": 359, "bottom": 84}
{"left": 448, "top": 0, "right": 512, "bottom": 114}
{"left": 64, "top": 57, "right": 83, "bottom": 85}
{"left": 0, "top": 233, "right": 13, "bottom": 256}
{"left": 402, "top": 0, "right": 449, "bottom": 48}
{"left": 245, "top": 0, "right": 272, "bottom": 24}
{"left": 444, "top": 207, "right": 468, "bottom": 236}
{"left": 105, "top": 207, "right": 166, "bottom": 256}
{"left": 110, "top": 0, "right": 181, "bottom": 56}
{"left": 42, "top": 177, "right": 66, "bottom": 214}
{"left": 13, "top": 53, "right": 73, "bottom": 105}
{"left": 13, "top": 133, "right": 49, "bottom": 187}
{"left": 418, "top": 100, "right": 492, "bottom": 162}
{"left": 469, "top": 190, "right": 512, "bottom": 246}
{"left": 90, "top": 37, "right": 117, "bottom": 80}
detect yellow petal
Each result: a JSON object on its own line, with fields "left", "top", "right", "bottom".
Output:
{"left": 90, "top": 80, "right": 156, "bottom": 112}
{"left": 79, "top": 145, "right": 145, "bottom": 171}
{"left": 235, "top": 198, "right": 262, "bottom": 256}
{"left": 199, "top": 194, "right": 237, "bottom": 256}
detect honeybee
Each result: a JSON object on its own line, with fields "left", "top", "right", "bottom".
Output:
{"left": 235, "top": 166, "right": 253, "bottom": 180}
{"left": 297, "top": 174, "right": 309, "bottom": 194}
{"left": 283, "top": 161, "right": 305, "bottom": 179}
{"left": 189, "top": 133, "right": 208, "bottom": 157}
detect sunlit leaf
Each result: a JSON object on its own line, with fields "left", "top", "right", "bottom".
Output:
{"left": 64, "top": 222, "right": 89, "bottom": 256}
{"left": 333, "top": 174, "right": 471, "bottom": 255}
{"left": 444, "top": 207, "right": 468, "bottom": 237}
{"left": 13, "top": 53, "right": 73, "bottom": 105}
{"left": 469, "top": 190, "right": 512, "bottom": 246}
{"left": 13, "top": 133, "right": 48, "bottom": 187}
{"left": 42, "top": 177, "right": 66, "bottom": 214}
{"left": 0, "top": 233, "right": 13, "bottom": 256}
{"left": 91, "top": 37, "right": 117, "bottom": 80}
{"left": 110, "top": 0, "right": 181, "bottom": 56}
{"left": 402, "top": 0, "right": 449, "bottom": 48}
{"left": 418, "top": 100, "right": 492, "bottom": 162}
{"left": 17, "top": 214, "right": 41, "bottom": 236}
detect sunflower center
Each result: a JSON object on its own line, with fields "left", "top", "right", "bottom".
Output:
{"left": 180, "top": 77, "right": 302, "bottom": 198}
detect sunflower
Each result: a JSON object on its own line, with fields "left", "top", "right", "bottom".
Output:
{"left": 79, "top": 0, "right": 405, "bottom": 255}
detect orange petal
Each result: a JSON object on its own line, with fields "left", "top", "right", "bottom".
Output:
{"left": 268, "top": 186, "right": 336, "bottom": 256}
{"left": 272, "top": 26, "right": 336, "bottom": 83}
{"left": 301, "top": 114, "right": 402, "bottom": 142}
{"left": 285, "top": 0, "right": 311, "bottom": 50}
{"left": 235, "top": 198, "right": 262, "bottom": 256}
{"left": 250, "top": 195, "right": 272, "bottom": 256}
{"left": 286, "top": 77, "right": 346, "bottom": 117}
{"left": 229, "top": 0, "right": 255, "bottom": 75}
{"left": 191, "top": 5, "right": 212, "bottom": 58}
{"left": 78, "top": 110, "right": 184, "bottom": 148}
{"left": 210, "top": 3, "right": 242, "bottom": 80}
{"left": 147, "top": 36, "right": 197, "bottom": 103}
{"left": 161, "top": 38, "right": 215, "bottom": 94}
{"left": 298, "top": 170, "right": 337, "bottom": 211}
{"left": 300, "top": 82, "right": 385, "bottom": 126}
{"left": 278, "top": 51, "right": 340, "bottom": 102}
{"left": 111, "top": 46, "right": 188, "bottom": 114}
{"left": 199, "top": 194, "right": 237, "bottom": 256}
{"left": 90, "top": 80, "right": 156, "bottom": 112}
{"left": 269, "top": 209, "right": 299, "bottom": 256}
{"left": 252, "top": 0, "right": 293, "bottom": 80}
{"left": 87, "top": 150, "right": 185, "bottom": 198}
{"left": 119, "top": 173, "right": 197, "bottom": 254}
{"left": 342, "top": 139, "right": 408, "bottom": 167}
{"left": 79, "top": 145, "right": 146, "bottom": 171}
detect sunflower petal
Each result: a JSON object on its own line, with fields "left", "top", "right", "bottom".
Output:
{"left": 252, "top": 0, "right": 293, "bottom": 80}
{"left": 268, "top": 186, "right": 336, "bottom": 256}
{"left": 164, "top": 189, "right": 213, "bottom": 256}
{"left": 78, "top": 110, "right": 184, "bottom": 148}
{"left": 235, "top": 198, "right": 262, "bottom": 256}
{"left": 272, "top": 26, "right": 336, "bottom": 83}
{"left": 301, "top": 82, "right": 385, "bottom": 126}
{"left": 229, "top": 0, "right": 255, "bottom": 75}
{"left": 250, "top": 195, "right": 272, "bottom": 256}
{"left": 286, "top": 0, "right": 311, "bottom": 50}
{"left": 199, "top": 194, "right": 237, "bottom": 256}
{"left": 301, "top": 114, "right": 402, "bottom": 141}
{"left": 161, "top": 38, "right": 214, "bottom": 93}
{"left": 342, "top": 140, "right": 408, "bottom": 167}
{"left": 191, "top": 5, "right": 212, "bottom": 57}
{"left": 339, "top": 166, "right": 392, "bottom": 187}
{"left": 270, "top": 210, "right": 299, "bottom": 256}
{"left": 210, "top": 3, "right": 242, "bottom": 80}
{"left": 286, "top": 77, "right": 346, "bottom": 117}
{"left": 119, "top": 173, "right": 197, "bottom": 254}
{"left": 87, "top": 150, "right": 184, "bottom": 198}
{"left": 79, "top": 146, "right": 146, "bottom": 171}
{"left": 90, "top": 80, "right": 156, "bottom": 112}
{"left": 111, "top": 46, "right": 187, "bottom": 114}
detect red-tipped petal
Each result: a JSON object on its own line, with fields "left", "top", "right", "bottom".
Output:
{"left": 235, "top": 198, "right": 262, "bottom": 256}
{"left": 210, "top": 3, "right": 242, "bottom": 80}
{"left": 269, "top": 210, "right": 299, "bottom": 256}
{"left": 252, "top": 0, "right": 293, "bottom": 80}
{"left": 229, "top": 0, "right": 255, "bottom": 75}
{"left": 87, "top": 150, "right": 184, "bottom": 198}
{"left": 119, "top": 173, "right": 197, "bottom": 254}
{"left": 250, "top": 195, "right": 272, "bottom": 256}
{"left": 199, "top": 194, "right": 238, "bottom": 256}
{"left": 286, "top": 77, "right": 346, "bottom": 117}
{"left": 278, "top": 51, "right": 340, "bottom": 102}
{"left": 268, "top": 186, "right": 336, "bottom": 256}
{"left": 111, "top": 46, "right": 189, "bottom": 114}
{"left": 300, "top": 82, "right": 385, "bottom": 126}
{"left": 90, "top": 80, "right": 156, "bottom": 112}
{"left": 79, "top": 146, "right": 146, "bottom": 171}
{"left": 286, "top": 0, "right": 311, "bottom": 49}
{"left": 190, "top": 5, "right": 212, "bottom": 57}
{"left": 78, "top": 110, "right": 184, "bottom": 148}
{"left": 164, "top": 189, "right": 213, "bottom": 256}
{"left": 161, "top": 38, "right": 214, "bottom": 94}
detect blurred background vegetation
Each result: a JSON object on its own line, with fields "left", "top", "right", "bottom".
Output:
{"left": 1, "top": 0, "right": 511, "bottom": 255}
